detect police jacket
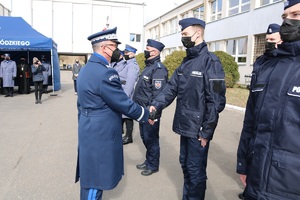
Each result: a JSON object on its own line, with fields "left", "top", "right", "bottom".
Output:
{"left": 0, "top": 60, "right": 17, "bottom": 87}
{"left": 237, "top": 41, "right": 300, "bottom": 200}
{"left": 152, "top": 42, "right": 226, "bottom": 140}
{"left": 75, "top": 53, "right": 149, "bottom": 190}
{"left": 132, "top": 56, "right": 168, "bottom": 118}
{"left": 31, "top": 64, "right": 45, "bottom": 82}
{"left": 115, "top": 57, "right": 139, "bottom": 99}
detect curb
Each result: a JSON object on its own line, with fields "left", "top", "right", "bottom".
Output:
{"left": 225, "top": 104, "right": 246, "bottom": 112}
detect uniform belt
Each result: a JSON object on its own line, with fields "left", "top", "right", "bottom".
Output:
{"left": 121, "top": 80, "right": 126, "bottom": 85}
{"left": 78, "top": 106, "right": 104, "bottom": 116}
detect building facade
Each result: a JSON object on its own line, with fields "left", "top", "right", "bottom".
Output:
{"left": 0, "top": 3, "right": 11, "bottom": 16}
{"left": 2, "top": 0, "right": 145, "bottom": 56}
{"left": 144, "top": 0, "right": 284, "bottom": 83}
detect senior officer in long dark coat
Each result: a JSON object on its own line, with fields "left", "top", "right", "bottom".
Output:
{"left": 75, "top": 27, "right": 150, "bottom": 200}
{"left": 236, "top": 1, "right": 300, "bottom": 199}
{"left": 115, "top": 44, "right": 140, "bottom": 145}
{"left": 149, "top": 18, "right": 226, "bottom": 199}
{"left": 133, "top": 39, "right": 168, "bottom": 176}
{"left": 0, "top": 53, "right": 17, "bottom": 97}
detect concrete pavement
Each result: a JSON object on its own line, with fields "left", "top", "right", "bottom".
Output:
{"left": 0, "top": 70, "right": 245, "bottom": 200}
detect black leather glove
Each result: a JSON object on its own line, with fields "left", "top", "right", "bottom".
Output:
{"left": 149, "top": 110, "right": 157, "bottom": 120}
{"left": 12, "top": 77, "right": 16, "bottom": 80}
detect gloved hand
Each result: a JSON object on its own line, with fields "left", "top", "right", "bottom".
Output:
{"left": 12, "top": 77, "right": 16, "bottom": 80}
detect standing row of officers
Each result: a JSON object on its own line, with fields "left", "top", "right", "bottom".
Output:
{"left": 0, "top": 54, "right": 51, "bottom": 97}
{"left": 75, "top": 0, "right": 300, "bottom": 199}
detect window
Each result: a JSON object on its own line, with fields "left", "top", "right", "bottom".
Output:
{"left": 253, "top": 34, "right": 266, "bottom": 62}
{"left": 210, "top": 0, "right": 222, "bottom": 21}
{"left": 209, "top": 41, "right": 222, "bottom": 51}
{"left": 181, "top": 12, "right": 189, "bottom": 19}
{"left": 260, "top": 0, "right": 281, "bottom": 6}
{"left": 193, "top": 5, "right": 205, "bottom": 20}
{"left": 226, "top": 37, "right": 248, "bottom": 64}
{"left": 228, "top": 0, "right": 250, "bottom": 16}
{"left": 170, "top": 18, "right": 177, "bottom": 34}
{"left": 162, "top": 22, "right": 167, "bottom": 36}
{"left": 129, "top": 33, "right": 141, "bottom": 42}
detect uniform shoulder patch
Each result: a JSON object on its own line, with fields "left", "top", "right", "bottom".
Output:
{"left": 109, "top": 74, "right": 119, "bottom": 81}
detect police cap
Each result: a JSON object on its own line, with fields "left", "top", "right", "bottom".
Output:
{"left": 284, "top": 0, "right": 300, "bottom": 10}
{"left": 266, "top": 23, "right": 280, "bottom": 34}
{"left": 87, "top": 27, "right": 121, "bottom": 45}
{"left": 124, "top": 44, "right": 137, "bottom": 53}
{"left": 179, "top": 17, "right": 206, "bottom": 31}
{"left": 4, "top": 53, "right": 10, "bottom": 57}
{"left": 146, "top": 39, "right": 165, "bottom": 52}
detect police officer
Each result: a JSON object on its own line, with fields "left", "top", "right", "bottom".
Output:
{"left": 0, "top": 53, "right": 17, "bottom": 97}
{"left": 75, "top": 27, "right": 150, "bottom": 200}
{"left": 149, "top": 18, "right": 226, "bottom": 199}
{"left": 72, "top": 59, "right": 82, "bottom": 95}
{"left": 237, "top": 1, "right": 300, "bottom": 199}
{"left": 237, "top": 23, "right": 282, "bottom": 200}
{"left": 115, "top": 44, "right": 140, "bottom": 145}
{"left": 133, "top": 39, "right": 168, "bottom": 176}
{"left": 41, "top": 55, "right": 51, "bottom": 93}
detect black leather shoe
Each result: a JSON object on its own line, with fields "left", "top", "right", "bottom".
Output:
{"left": 4, "top": 94, "right": 9, "bottom": 97}
{"left": 141, "top": 169, "right": 158, "bottom": 176}
{"left": 136, "top": 163, "right": 147, "bottom": 170}
{"left": 122, "top": 137, "right": 132, "bottom": 145}
{"left": 238, "top": 192, "right": 244, "bottom": 199}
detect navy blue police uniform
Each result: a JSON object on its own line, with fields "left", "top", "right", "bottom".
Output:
{"left": 151, "top": 18, "right": 226, "bottom": 200}
{"left": 237, "top": 1, "right": 300, "bottom": 199}
{"left": 133, "top": 39, "right": 168, "bottom": 175}
{"left": 115, "top": 44, "right": 140, "bottom": 145}
{"left": 75, "top": 27, "right": 149, "bottom": 200}
{"left": 236, "top": 23, "right": 281, "bottom": 200}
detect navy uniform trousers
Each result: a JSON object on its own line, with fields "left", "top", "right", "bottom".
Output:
{"left": 81, "top": 188, "right": 102, "bottom": 200}
{"left": 139, "top": 119, "right": 160, "bottom": 171}
{"left": 180, "top": 135, "right": 210, "bottom": 200}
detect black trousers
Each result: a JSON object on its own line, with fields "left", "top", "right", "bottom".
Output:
{"left": 74, "top": 80, "right": 77, "bottom": 92}
{"left": 34, "top": 81, "right": 43, "bottom": 100}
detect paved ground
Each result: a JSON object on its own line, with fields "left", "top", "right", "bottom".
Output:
{"left": 0, "top": 71, "right": 245, "bottom": 200}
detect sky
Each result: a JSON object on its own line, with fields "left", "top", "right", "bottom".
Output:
{"left": 1, "top": 0, "right": 188, "bottom": 24}
{"left": 142, "top": 0, "right": 188, "bottom": 23}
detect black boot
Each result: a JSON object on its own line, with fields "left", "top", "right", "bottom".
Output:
{"left": 122, "top": 119, "right": 133, "bottom": 145}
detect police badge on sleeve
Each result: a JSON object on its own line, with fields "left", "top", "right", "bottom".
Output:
{"left": 154, "top": 80, "right": 162, "bottom": 89}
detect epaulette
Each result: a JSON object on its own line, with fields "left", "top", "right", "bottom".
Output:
{"left": 157, "top": 63, "right": 161, "bottom": 68}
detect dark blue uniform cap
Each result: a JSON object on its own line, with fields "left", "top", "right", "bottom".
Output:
{"left": 87, "top": 27, "right": 121, "bottom": 45}
{"left": 124, "top": 44, "right": 137, "bottom": 53}
{"left": 179, "top": 17, "right": 206, "bottom": 31}
{"left": 266, "top": 23, "right": 280, "bottom": 34}
{"left": 146, "top": 39, "right": 165, "bottom": 52}
{"left": 284, "top": 0, "right": 300, "bottom": 10}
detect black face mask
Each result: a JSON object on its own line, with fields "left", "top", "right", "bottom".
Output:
{"left": 265, "top": 42, "right": 276, "bottom": 52}
{"left": 280, "top": 18, "right": 300, "bottom": 42}
{"left": 110, "top": 48, "right": 121, "bottom": 63}
{"left": 181, "top": 31, "right": 198, "bottom": 48}
{"left": 5, "top": 57, "right": 9, "bottom": 60}
{"left": 144, "top": 50, "right": 151, "bottom": 59}
{"left": 124, "top": 55, "right": 130, "bottom": 60}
